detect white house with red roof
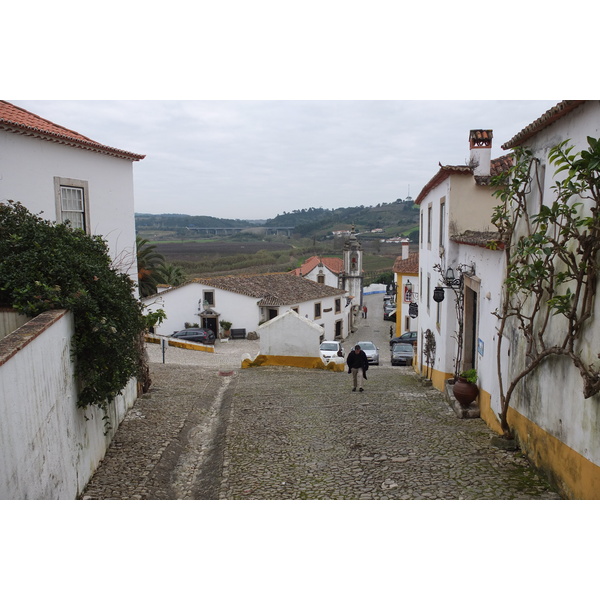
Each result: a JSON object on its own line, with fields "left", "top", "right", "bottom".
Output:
{"left": 415, "top": 129, "right": 511, "bottom": 404}
{"left": 142, "top": 272, "right": 351, "bottom": 342}
{"left": 0, "top": 101, "right": 145, "bottom": 498}
{"left": 0, "top": 100, "right": 145, "bottom": 281}
{"left": 290, "top": 255, "right": 344, "bottom": 289}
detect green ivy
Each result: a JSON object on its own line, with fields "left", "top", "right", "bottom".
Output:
{"left": 0, "top": 201, "right": 147, "bottom": 410}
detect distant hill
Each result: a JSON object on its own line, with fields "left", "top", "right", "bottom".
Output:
{"left": 135, "top": 213, "right": 256, "bottom": 230}
{"left": 135, "top": 200, "right": 419, "bottom": 240}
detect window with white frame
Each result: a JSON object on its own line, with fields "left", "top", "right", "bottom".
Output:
{"left": 54, "top": 177, "right": 90, "bottom": 232}
{"left": 439, "top": 197, "right": 446, "bottom": 248}
{"left": 427, "top": 205, "right": 432, "bottom": 247}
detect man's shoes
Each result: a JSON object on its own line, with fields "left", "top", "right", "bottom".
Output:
{"left": 359, "top": 387, "right": 364, "bottom": 392}
{"left": 352, "top": 387, "right": 356, "bottom": 392}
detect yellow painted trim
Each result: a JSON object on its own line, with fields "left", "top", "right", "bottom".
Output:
{"left": 506, "top": 408, "right": 600, "bottom": 499}
{"left": 242, "top": 355, "right": 345, "bottom": 371}
{"left": 477, "top": 389, "right": 504, "bottom": 435}
{"left": 465, "top": 386, "right": 600, "bottom": 499}
{"left": 143, "top": 334, "right": 215, "bottom": 353}
{"left": 415, "top": 364, "right": 453, "bottom": 392}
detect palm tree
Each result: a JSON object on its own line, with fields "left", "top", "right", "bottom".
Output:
{"left": 156, "top": 263, "right": 187, "bottom": 287}
{"left": 136, "top": 236, "right": 165, "bottom": 297}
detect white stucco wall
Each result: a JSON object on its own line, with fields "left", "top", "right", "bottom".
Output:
{"left": 144, "top": 282, "right": 349, "bottom": 341}
{"left": 504, "top": 101, "right": 600, "bottom": 466}
{"left": 0, "top": 310, "right": 136, "bottom": 499}
{"left": 0, "top": 131, "right": 139, "bottom": 282}
{"left": 258, "top": 310, "right": 323, "bottom": 356}
{"left": 302, "top": 265, "right": 340, "bottom": 289}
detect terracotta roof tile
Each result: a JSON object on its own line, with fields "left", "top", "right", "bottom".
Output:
{"left": 450, "top": 230, "right": 505, "bottom": 249}
{"left": 291, "top": 255, "right": 344, "bottom": 276}
{"left": 0, "top": 100, "right": 145, "bottom": 161}
{"left": 193, "top": 272, "right": 345, "bottom": 306}
{"left": 393, "top": 252, "right": 419, "bottom": 274}
{"left": 502, "top": 100, "right": 586, "bottom": 149}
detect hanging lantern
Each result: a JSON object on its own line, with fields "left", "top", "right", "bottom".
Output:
{"left": 433, "top": 286, "right": 445, "bottom": 303}
{"left": 409, "top": 302, "right": 418, "bottom": 318}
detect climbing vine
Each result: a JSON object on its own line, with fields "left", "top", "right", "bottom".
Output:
{"left": 0, "top": 201, "right": 152, "bottom": 411}
{"left": 491, "top": 138, "right": 600, "bottom": 436}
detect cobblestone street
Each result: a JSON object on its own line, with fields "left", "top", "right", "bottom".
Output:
{"left": 81, "top": 294, "right": 561, "bottom": 500}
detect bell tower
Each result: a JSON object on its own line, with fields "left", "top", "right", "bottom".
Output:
{"left": 342, "top": 225, "right": 364, "bottom": 310}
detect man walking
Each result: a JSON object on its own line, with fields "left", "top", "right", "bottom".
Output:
{"left": 346, "top": 344, "right": 369, "bottom": 392}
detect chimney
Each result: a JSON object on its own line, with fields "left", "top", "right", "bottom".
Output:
{"left": 469, "top": 129, "right": 493, "bottom": 177}
{"left": 402, "top": 239, "right": 409, "bottom": 260}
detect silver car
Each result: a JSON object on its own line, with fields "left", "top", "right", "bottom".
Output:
{"left": 319, "top": 340, "right": 344, "bottom": 364}
{"left": 357, "top": 341, "right": 379, "bottom": 365}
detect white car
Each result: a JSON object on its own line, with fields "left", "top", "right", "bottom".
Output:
{"left": 319, "top": 341, "right": 344, "bottom": 364}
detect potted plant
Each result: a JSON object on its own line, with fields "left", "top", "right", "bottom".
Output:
{"left": 220, "top": 320, "right": 232, "bottom": 338}
{"left": 453, "top": 368, "right": 479, "bottom": 407}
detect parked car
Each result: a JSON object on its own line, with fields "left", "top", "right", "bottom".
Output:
{"left": 390, "top": 331, "right": 417, "bottom": 348}
{"left": 391, "top": 343, "right": 414, "bottom": 366}
{"left": 383, "top": 303, "right": 397, "bottom": 321}
{"left": 319, "top": 340, "right": 344, "bottom": 363}
{"left": 357, "top": 341, "right": 379, "bottom": 365}
{"left": 383, "top": 294, "right": 394, "bottom": 304}
{"left": 171, "top": 327, "right": 216, "bottom": 344}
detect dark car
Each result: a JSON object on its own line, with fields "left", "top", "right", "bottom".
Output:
{"left": 390, "top": 331, "right": 417, "bottom": 348}
{"left": 391, "top": 343, "right": 414, "bottom": 366}
{"left": 383, "top": 303, "right": 397, "bottom": 321}
{"left": 171, "top": 327, "right": 216, "bottom": 344}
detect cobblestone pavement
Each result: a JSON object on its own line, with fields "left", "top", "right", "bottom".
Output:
{"left": 81, "top": 294, "right": 561, "bottom": 500}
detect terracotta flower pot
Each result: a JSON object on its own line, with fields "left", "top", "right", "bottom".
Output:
{"left": 453, "top": 376, "right": 479, "bottom": 407}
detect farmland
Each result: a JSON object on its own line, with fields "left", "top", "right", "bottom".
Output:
{"left": 152, "top": 235, "right": 400, "bottom": 280}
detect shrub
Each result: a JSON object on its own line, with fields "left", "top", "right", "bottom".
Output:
{"left": 0, "top": 201, "right": 148, "bottom": 411}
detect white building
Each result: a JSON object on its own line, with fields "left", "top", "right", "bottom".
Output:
{"left": 142, "top": 272, "right": 350, "bottom": 341}
{"left": 0, "top": 100, "right": 144, "bottom": 281}
{"left": 290, "top": 255, "right": 344, "bottom": 289}
{"left": 0, "top": 100, "right": 144, "bottom": 499}
{"left": 415, "top": 129, "right": 510, "bottom": 392}
{"left": 495, "top": 100, "right": 600, "bottom": 499}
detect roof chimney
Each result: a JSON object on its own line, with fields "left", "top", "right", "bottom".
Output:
{"left": 469, "top": 129, "right": 493, "bottom": 177}
{"left": 402, "top": 239, "right": 409, "bottom": 260}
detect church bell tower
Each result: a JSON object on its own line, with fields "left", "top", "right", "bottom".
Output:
{"left": 341, "top": 225, "right": 364, "bottom": 310}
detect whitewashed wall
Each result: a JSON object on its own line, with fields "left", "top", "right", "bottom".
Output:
{"left": 0, "top": 310, "right": 136, "bottom": 499}
{"left": 0, "top": 132, "right": 138, "bottom": 282}
{"left": 144, "top": 282, "right": 349, "bottom": 341}
{"left": 506, "top": 101, "right": 600, "bottom": 467}
{"left": 258, "top": 310, "right": 323, "bottom": 356}
{"left": 453, "top": 243, "right": 505, "bottom": 408}
{"left": 417, "top": 177, "right": 457, "bottom": 377}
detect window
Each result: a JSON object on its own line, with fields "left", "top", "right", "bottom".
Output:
{"left": 420, "top": 211, "right": 424, "bottom": 247}
{"left": 427, "top": 205, "right": 432, "bottom": 246}
{"left": 427, "top": 275, "right": 431, "bottom": 312}
{"left": 54, "top": 177, "right": 90, "bottom": 232}
{"left": 439, "top": 197, "right": 446, "bottom": 248}
{"left": 203, "top": 290, "right": 215, "bottom": 306}
{"left": 317, "top": 274, "right": 325, "bottom": 284}
{"left": 314, "top": 302, "right": 322, "bottom": 319}
{"left": 335, "top": 298, "right": 341, "bottom": 313}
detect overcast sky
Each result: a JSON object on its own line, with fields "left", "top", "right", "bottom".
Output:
{"left": 13, "top": 99, "right": 559, "bottom": 220}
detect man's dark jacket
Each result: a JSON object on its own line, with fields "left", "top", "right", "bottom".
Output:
{"left": 346, "top": 349, "right": 369, "bottom": 376}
